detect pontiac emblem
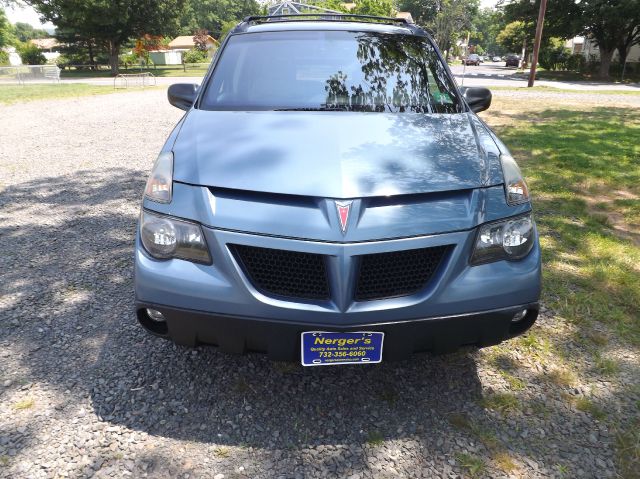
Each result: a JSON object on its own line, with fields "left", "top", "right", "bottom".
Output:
{"left": 335, "top": 201, "right": 353, "bottom": 234}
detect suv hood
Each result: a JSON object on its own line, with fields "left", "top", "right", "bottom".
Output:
{"left": 172, "top": 110, "right": 503, "bottom": 198}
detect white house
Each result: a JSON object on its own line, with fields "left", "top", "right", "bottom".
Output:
{"left": 565, "top": 36, "right": 640, "bottom": 63}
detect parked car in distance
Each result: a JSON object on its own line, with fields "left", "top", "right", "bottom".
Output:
{"left": 492, "top": 56, "right": 502, "bottom": 62}
{"left": 462, "top": 53, "right": 481, "bottom": 66}
{"left": 136, "top": 14, "right": 541, "bottom": 366}
{"left": 505, "top": 54, "right": 520, "bottom": 67}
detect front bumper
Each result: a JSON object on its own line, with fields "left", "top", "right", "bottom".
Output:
{"left": 135, "top": 216, "right": 542, "bottom": 360}
{"left": 136, "top": 302, "right": 539, "bottom": 361}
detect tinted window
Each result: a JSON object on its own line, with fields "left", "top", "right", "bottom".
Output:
{"left": 200, "top": 30, "right": 462, "bottom": 113}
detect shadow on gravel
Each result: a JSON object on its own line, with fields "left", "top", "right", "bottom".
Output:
{"left": 0, "top": 167, "right": 484, "bottom": 452}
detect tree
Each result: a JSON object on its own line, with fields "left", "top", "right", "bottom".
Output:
{"left": 26, "top": 0, "right": 186, "bottom": 74}
{"left": 18, "top": 42, "right": 46, "bottom": 64}
{"left": 468, "top": 8, "right": 506, "bottom": 55}
{"left": 0, "top": 7, "right": 15, "bottom": 47}
{"left": 616, "top": 25, "right": 640, "bottom": 66}
{"left": 352, "top": 0, "right": 395, "bottom": 17}
{"left": 496, "top": 20, "right": 531, "bottom": 55}
{"left": 13, "top": 22, "right": 49, "bottom": 42}
{"left": 193, "top": 29, "right": 209, "bottom": 51}
{"left": 397, "top": 0, "right": 439, "bottom": 25}
{"left": 179, "top": 0, "right": 261, "bottom": 38}
{"left": 579, "top": 0, "right": 640, "bottom": 78}
{"left": 433, "top": 0, "right": 479, "bottom": 59}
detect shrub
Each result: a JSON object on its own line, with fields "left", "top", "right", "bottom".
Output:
{"left": 566, "top": 53, "right": 586, "bottom": 72}
{"left": 18, "top": 43, "right": 46, "bottom": 65}
{"left": 0, "top": 50, "right": 9, "bottom": 66}
{"left": 120, "top": 52, "right": 141, "bottom": 67}
{"left": 183, "top": 48, "right": 208, "bottom": 64}
{"left": 538, "top": 38, "right": 570, "bottom": 71}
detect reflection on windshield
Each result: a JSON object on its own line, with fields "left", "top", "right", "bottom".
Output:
{"left": 201, "top": 31, "right": 462, "bottom": 114}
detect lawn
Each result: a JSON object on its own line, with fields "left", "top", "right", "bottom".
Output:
{"left": 60, "top": 64, "right": 209, "bottom": 78}
{"left": 0, "top": 83, "right": 156, "bottom": 105}
{"left": 482, "top": 93, "right": 640, "bottom": 477}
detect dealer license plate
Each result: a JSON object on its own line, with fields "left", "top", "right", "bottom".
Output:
{"left": 301, "top": 331, "right": 384, "bottom": 366}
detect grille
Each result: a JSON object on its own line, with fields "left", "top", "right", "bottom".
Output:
{"left": 355, "top": 246, "right": 450, "bottom": 301}
{"left": 231, "top": 244, "right": 330, "bottom": 300}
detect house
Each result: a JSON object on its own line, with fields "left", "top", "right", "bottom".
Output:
{"left": 565, "top": 36, "right": 640, "bottom": 64}
{"left": 29, "top": 38, "right": 61, "bottom": 62}
{"left": 148, "top": 50, "right": 183, "bottom": 66}
{"left": 168, "top": 35, "right": 219, "bottom": 55}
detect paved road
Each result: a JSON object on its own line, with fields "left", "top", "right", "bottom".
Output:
{"left": 3, "top": 61, "right": 638, "bottom": 91}
{"left": 449, "top": 61, "right": 640, "bottom": 91}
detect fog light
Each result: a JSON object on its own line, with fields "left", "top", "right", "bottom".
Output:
{"left": 512, "top": 309, "right": 527, "bottom": 322}
{"left": 146, "top": 308, "right": 165, "bottom": 322}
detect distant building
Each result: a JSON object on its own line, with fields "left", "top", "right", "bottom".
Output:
{"left": 29, "top": 38, "right": 60, "bottom": 62}
{"left": 148, "top": 50, "right": 183, "bottom": 66}
{"left": 395, "top": 12, "right": 414, "bottom": 23}
{"left": 565, "top": 36, "right": 640, "bottom": 63}
{"left": 168, "top": 35, "right": 219, "bottom": 54}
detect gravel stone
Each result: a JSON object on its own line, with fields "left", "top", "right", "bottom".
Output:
{"left": 0, "top": 88, "right": 637, "bottom": 479}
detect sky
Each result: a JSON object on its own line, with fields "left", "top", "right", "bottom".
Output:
{"left": 5, "top": 0, "right": 500, "bottom": 31}
{"left": 5, "top": 3, "right": 55, "bottom": 31}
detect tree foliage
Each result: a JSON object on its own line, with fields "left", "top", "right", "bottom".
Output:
{"left": 496, "top": 20, "right": 530, "bottom": 54}
{"left": 579, "top": 0, "right": 640, "bottom": 78}
{"left": 26, "top": 0, "right": 186, "bottom": 74}
{"left": 18, "top": 42, "right": 46, "bottom": 64}
{"left": 179, "top": 0, "right": 261, "bottom": 38}
{"left": 398, "top": 0, "right": 478, "bottom": 58}
{"left": 13, "top": 22, "right": 49, "bottom": 42}
{"left": 0, "top": 7, "right": 15, "bottom": 47}
{"left": 351, "top": 0, "right": 395, "bottom": 17}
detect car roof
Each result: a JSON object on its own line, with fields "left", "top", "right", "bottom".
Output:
{"left": 233, "top": 15, "right": 427, "bottom": 37}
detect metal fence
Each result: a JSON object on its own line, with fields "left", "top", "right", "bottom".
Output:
{"left": 0, "top": 65, "right": 61, "bottom": 85}
{"left": 113, "top": 72, "right": 157, "bottom": 89}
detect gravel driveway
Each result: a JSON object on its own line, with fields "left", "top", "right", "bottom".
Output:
{"left": 0, "top": 89, "right": 636, "bottom": 478}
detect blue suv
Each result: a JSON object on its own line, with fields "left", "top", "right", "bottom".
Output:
{"left": 135, "top": 14, "right": 541, "bottom": 366}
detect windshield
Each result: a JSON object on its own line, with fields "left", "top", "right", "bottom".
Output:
{"left": 200, "top": 30, "right": 462, "bottom": 113}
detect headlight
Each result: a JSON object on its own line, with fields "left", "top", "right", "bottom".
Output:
{"left": 144, "top": 152, "right": 173, "bottom": 203}
{"left": 140, "top": 210, "right": 212, "bottom": 264}
{"left": 470, "top": 213, "right": 534, "bottom": 265}
{"left": 500, "top": 154, "right": 530, "bottom": 205}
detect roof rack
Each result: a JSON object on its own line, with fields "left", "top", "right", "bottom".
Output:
{"left": 243, "top": 13, "right": 414, "bottom": 27}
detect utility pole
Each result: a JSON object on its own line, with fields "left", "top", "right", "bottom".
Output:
{"left": 528, "top": 0, "right": 548, "bottom": 87}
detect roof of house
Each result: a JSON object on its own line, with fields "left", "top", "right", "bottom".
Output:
{"left": 168, "top": 35, "right": 218, "bottom": 49}
{"left": 395, "top": 12, "right": 414, "bottom": 23}
{"left": 30, "top": 38, "right": 59, "bottom": 50}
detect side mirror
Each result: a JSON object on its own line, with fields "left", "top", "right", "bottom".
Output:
{"left": 168, "top": 83, "right": 198, "bottom": 111}
{"left": 460, "top": 86, "right": 492, "bottom": 113}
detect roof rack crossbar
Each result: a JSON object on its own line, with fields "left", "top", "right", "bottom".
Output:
{"left": 243, "top": 13, "right": 413, "bottom": 26}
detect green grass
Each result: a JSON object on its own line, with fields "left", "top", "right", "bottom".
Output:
{"left": 366, "top": 430, "right": 384, "bottom": 446}
{"left": 12, "top": 398, "right": 34, "bottom": 410}
{"left": 61, "top": 64, "right": 208, "bottom": 78}
{"left": 508, "top": 67, "right": 640, "bottom": 83}
{"left": 490, "top": 85, "right": 640, "bottom": 95}
{"left": 455, "top": 452, "right": 486, "bottom": 478}
{"left": 574, "top": 397, "right": 607, "bottom": 420}
{"left": 480, "top": 392, "right": 520, "bottom": 414}
{"left": 493, "top": 107, "right": 640, "bottom": 345}
{"left": 616, "top": 418, "right": 640, "bottom": 478}
{"left": 0, "top": 83, "right": 139, "bottom": 104}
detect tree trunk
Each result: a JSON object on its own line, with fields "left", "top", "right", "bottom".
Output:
{"left": 616, "top": 44, "right": 627, "bottom": 66}
{"left": 598, "top": 46, "right": 614, "bottom": 80}
{"left": 108, "top": 40, "right": 120, "bottom": 76}
{"left": 88, "top": 42, "right": 95, "bottom": 70}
